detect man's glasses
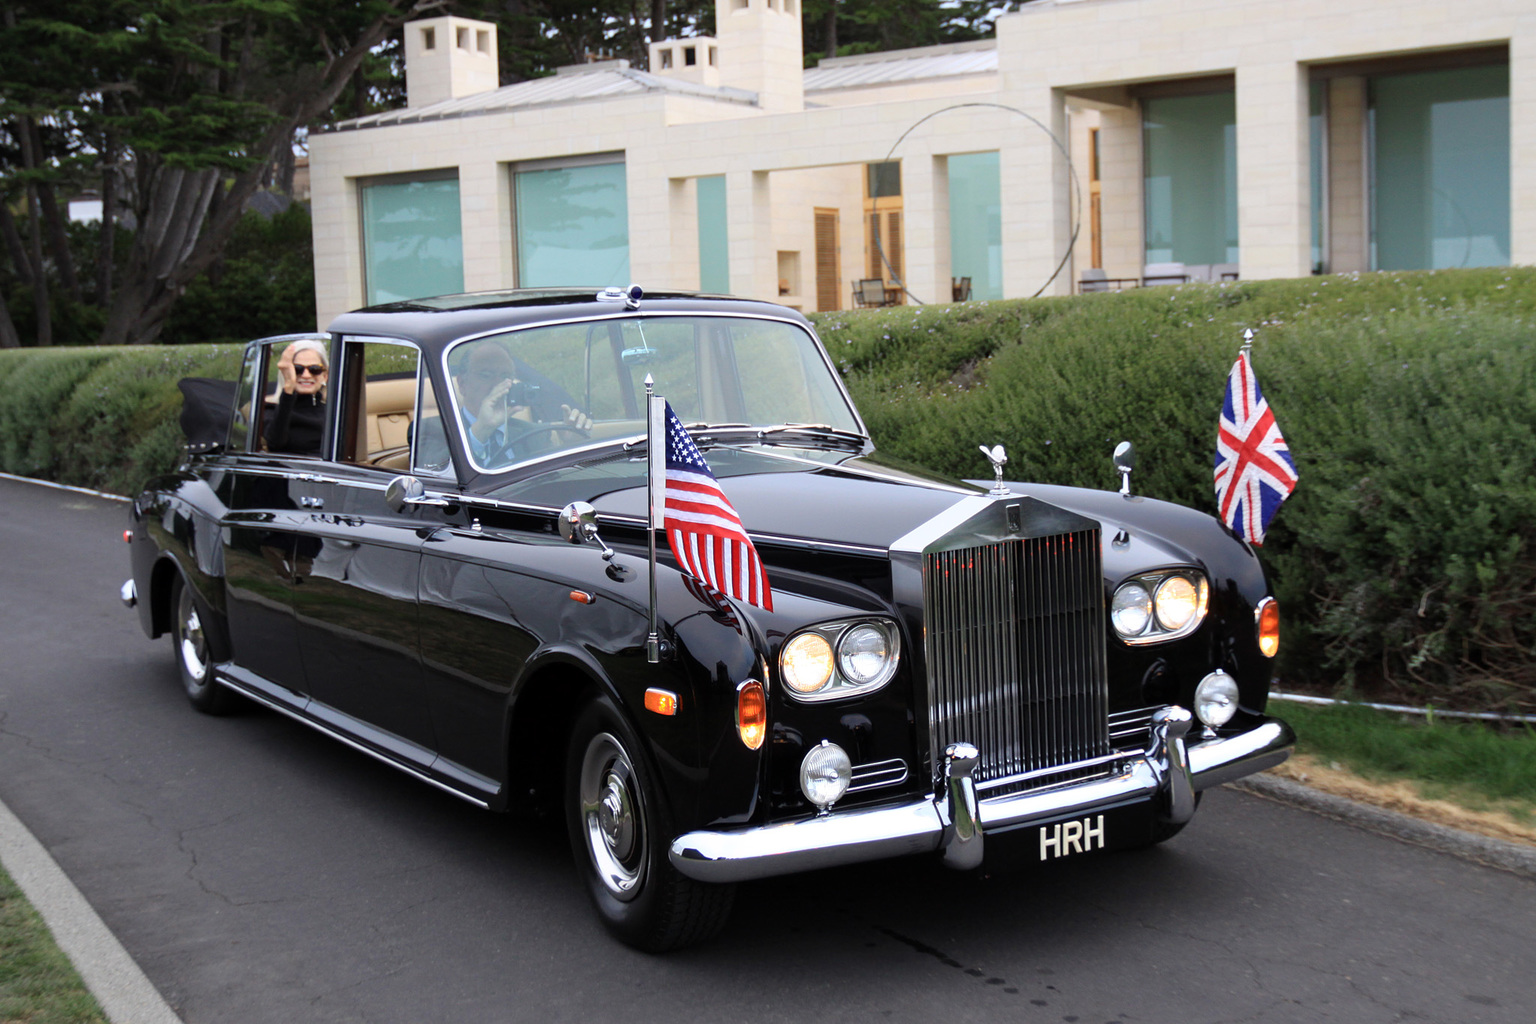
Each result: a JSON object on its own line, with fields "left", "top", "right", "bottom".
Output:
{"left": 294, "top": 364, "right": 326, "bottom": 376}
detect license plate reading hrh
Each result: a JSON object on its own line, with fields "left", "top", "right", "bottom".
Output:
{"left": 1038, "top": 814, "right": 1105, "bottom": 861}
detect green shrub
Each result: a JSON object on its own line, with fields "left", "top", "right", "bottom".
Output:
{"left": 815, "top": 267, "right": 1536, "bottom": 712}
{"left": 0, "top": 345, "right": 243, "bottom": 494}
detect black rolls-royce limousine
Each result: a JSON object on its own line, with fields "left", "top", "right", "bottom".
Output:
{"left": 123, "top": 287, "right": 1293, "bottom": 951}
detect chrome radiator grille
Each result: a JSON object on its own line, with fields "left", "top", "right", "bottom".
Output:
{"left": 923, "top": 528, "right": 1109, "bottom": 785}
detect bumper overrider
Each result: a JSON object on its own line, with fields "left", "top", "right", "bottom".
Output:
{"left": 669, "top": 708, "right": 1295, "bottom": 883}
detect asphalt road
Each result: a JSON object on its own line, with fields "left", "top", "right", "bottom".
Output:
{"left": 2, "top": 474, "right": 1534, "bottom": 1024}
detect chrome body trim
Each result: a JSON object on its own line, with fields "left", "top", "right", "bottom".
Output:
{"left": 848, "top": 757, "right": 909, "bottom": 793}
{"left": 217, "top": 672, "right": 491, "bottom": 810}
{"left": 667, "top": 714, "right": 1292, "bottom": 883}
{"left": 119, "top": 578, "right": 137, "bottom": 608}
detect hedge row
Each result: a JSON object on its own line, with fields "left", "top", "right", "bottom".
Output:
{"left": 811, "top": 267, "right": 1536, "bottom": 713}
{"left": 0, "top": 345, "right": 243, "bottom": 495}
{"left": 2, "top": 267, "right": 1531, "bottom": 711}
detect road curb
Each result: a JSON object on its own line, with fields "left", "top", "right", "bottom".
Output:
{"left": 1232, "top": 773, "right": 1536, "bottom": 880}
{"left": 0, "top": 796, "right": 183, "bottom": 1024}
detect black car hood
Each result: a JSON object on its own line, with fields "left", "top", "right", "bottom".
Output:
{"left": 487, "top": 447, "right": 1253, "bottom": 584}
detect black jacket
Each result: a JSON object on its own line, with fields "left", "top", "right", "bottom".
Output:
{"left": 265, "top": 390, "right": 325, "bottom": 455}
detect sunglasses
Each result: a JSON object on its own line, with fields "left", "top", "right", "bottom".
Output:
{"left": 294, "top": 363, "right": 326, "bottom": 376}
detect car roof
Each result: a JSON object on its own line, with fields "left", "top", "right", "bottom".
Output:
{"left": 325, "top": 289, "right": 814, "bottom": 351}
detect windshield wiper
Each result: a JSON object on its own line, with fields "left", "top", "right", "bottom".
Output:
{"left": 621, "top": 423, "right": 749, "bottom": 453}
{"left": 754, "top": 424, "right": 868, "bottom": 451}
{"left": 623, "top": 423, "right": 866, "bottom": 454}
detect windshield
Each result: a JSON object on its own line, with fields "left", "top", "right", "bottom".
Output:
{"left": 443, "top": 314, "right": 862, "bottom": 473}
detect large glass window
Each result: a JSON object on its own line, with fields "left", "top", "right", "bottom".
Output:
{"left": 947, "top": 152, "right": 1002, "bottom": 301}
{"left": 360, "top": 174, "right": 464, "bottom": 305}
{"left": 1370, "top": 64, "right": 1509, "bottom": 270}
{"left": 696, "top": 176, "right": 729, "bottom": 293}
{"left": 514, "top": 160, "right": 630, "bottom": 287}
{"left": 1143, "top": 92, "right": 1238, "bottom": 265}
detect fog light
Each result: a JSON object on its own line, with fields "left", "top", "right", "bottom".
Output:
{"left": 1194, "top": 670, "right": 1240, "bottom": 729}
{"left": 799, "top": 740, "right": 851, "bottom": 810}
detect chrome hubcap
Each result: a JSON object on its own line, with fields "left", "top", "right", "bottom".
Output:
{"left": 579, "top": 732, "right": 645, "bottom": 900}
{"left": 179, "top": 591, "right": 208, "bottom": 685}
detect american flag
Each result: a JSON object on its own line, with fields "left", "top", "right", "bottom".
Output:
{"left": 1215, "top": 350, "right": 1298, "bottom": 546}
{"left": 655, "top": 400, "right": 773, "bottom": 610}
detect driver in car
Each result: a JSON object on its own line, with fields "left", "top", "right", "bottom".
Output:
{"left": 451, "top": 341, "right": 592, "bottom": 468}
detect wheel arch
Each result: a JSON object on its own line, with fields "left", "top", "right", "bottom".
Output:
{"left": 152, "top": 553, "right": 231, "bottom": 662}
{"left": 504, "top": 646, "right": 637, "bottom": 816}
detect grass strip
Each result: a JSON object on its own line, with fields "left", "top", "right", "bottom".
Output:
{"left": 0, "top": 862, "right": 108, "bottom": 1024}
{"left": 1275, "top": 699, "right": 1536, "bottom": 825}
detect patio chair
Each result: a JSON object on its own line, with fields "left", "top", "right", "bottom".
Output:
{"left": 853, "top": 278, "right": 889, "bottom": 308}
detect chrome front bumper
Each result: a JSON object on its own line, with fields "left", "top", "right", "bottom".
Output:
{"left": 669, "top": 710, "right": 1295, "bottom": 884}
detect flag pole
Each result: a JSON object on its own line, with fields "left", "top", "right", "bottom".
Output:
{"left": 1241, "top": 327, "right": 1254, "bottom": 359}
{"left": 645, "top": 374, "right": 661, "bottom": 664}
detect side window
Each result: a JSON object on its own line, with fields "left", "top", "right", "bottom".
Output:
{"left": 261, "top": 337, "right": 332, "bottom": 458}
{"left": 413, "top": 372, "right": 454, "bottom": 476}
{"left": 335, "top": 338, "right": 421, "bottom": 469}
{"left": 229, "top": 345, "right": 264, "bottom": 452}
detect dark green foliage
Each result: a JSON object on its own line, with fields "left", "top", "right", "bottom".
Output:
{"left": 800, "top": 0, "right": 998, "bottom": 64}
{"left": 0, "top": 344, "right": 242, "bottom": 493}
{"left": 160, "top": 203, "right": 317, "bottom": 344}
{"left": 813, "top": 268, "right": 1536, "bottom": 712}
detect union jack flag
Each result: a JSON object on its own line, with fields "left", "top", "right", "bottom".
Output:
{"left": 1215, "top": 350, "right": 1298, "bottom": 546}
{"left": 655, "top": 400, "right": 773, "bottom": 610}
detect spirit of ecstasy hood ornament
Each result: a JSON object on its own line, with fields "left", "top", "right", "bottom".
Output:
{"left": 979, "top": 444, "right": 1011, "bottom": 497}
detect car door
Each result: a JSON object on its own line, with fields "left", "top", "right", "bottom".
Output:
{"left": 287, "top": 338, "right": 443, "bottom": 767}
{"left": 216, "top": 336, "right": 329, "bottom": 707}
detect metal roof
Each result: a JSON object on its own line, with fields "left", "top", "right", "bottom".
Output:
{"left": 323, "top": 62, "right": 758, "bottom": 132}
{"left": 326, "top": 289, "right": 807, "bottom": 349}
{"left": 804, "top": 40, "right": 997, "bottom": 93}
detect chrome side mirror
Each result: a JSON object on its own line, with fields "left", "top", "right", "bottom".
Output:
{"left": 559, "top": 501, "right": 615, "bottom": 561}
{"left": 385, "top": 475, "right": 452, "bottom": 513}
{"left": 1113, "top": 441, "right": 1135, "bottom": 497}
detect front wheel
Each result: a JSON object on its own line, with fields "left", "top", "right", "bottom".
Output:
{"left": 170, "top": 575, "right": 238, "bottom": 716}
{"left": 565, "top": 697, "right": 734, "bottom": 951}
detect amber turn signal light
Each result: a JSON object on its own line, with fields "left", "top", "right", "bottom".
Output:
{"left": 1256, "top": 597, "right": 1280, "bottom": 658}
{"left": 736, "top": 680, "right": 766, "bottom": 750}
{"left": 644, "top": 688, "right": 678, "bottom": 716}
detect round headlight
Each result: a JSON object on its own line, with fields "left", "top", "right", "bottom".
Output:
{"left": 838, "top": 624, "right": 893, "bottom": 686}
{"left": 1154, "top": 575, "right": 1199, "bottom": 631}
{"left": 1194, "top": 670, "right": 1240, "bottom": 728}
{"left": 782, "top": 633, "right": 835, "bottom": 694}
{"left": 800, "top": 741, "right": 852, "bottom": 809}
{"left": 1111, "top": 582, "right": 1153, "bottom": 637}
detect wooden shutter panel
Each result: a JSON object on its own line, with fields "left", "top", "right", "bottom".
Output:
{"left": 814, "top": 209, "right": 840, "bottom": 312}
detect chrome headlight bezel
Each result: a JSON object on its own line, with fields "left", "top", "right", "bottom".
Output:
{"left": 1112, "top": 570, "right": 1210, "bottom": 645}
{"left": 779, "top": 618, "right": 901, "bottom": 702}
